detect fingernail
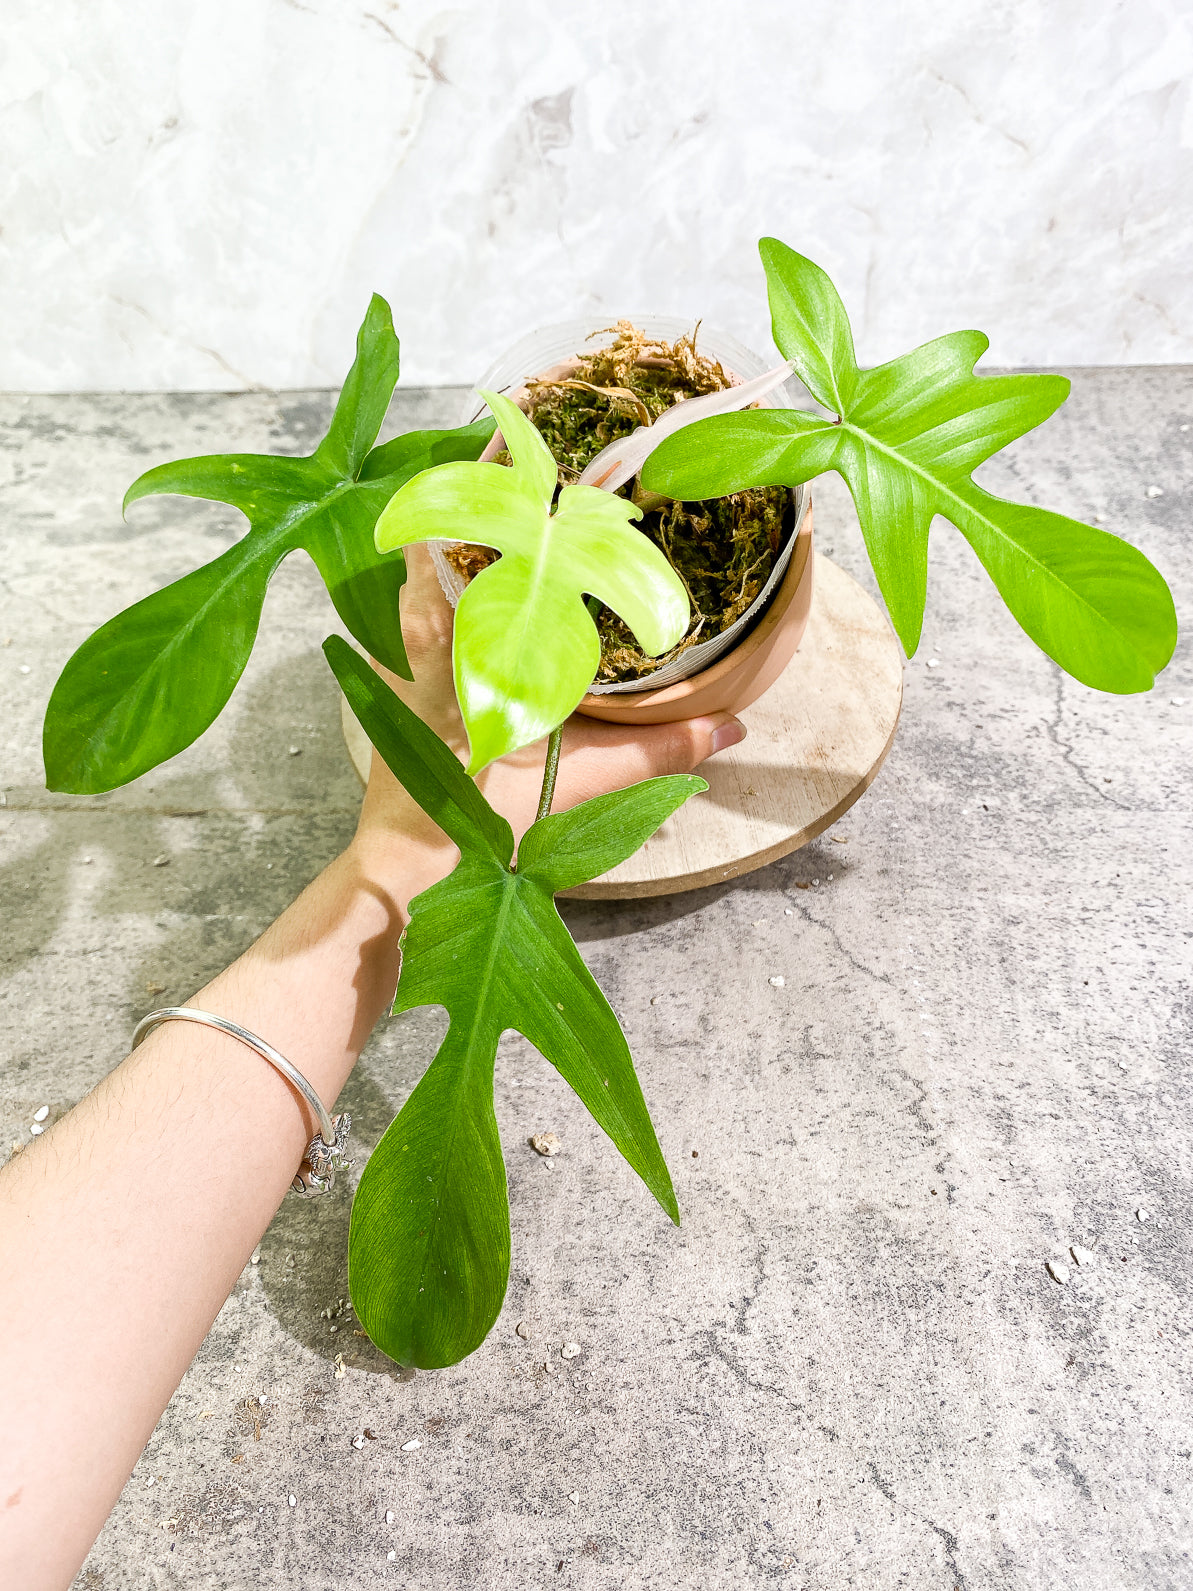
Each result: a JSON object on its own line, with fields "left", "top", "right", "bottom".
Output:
{"left": 710, "top": 719, "right": 746, "bottom": 755}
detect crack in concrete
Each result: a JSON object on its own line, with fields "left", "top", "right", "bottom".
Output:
{"left": 1044, "top": 671, "right": 1126, "bottom": 809}
{"left": 868, "top": 1461, "right": 969, "bottom": 1589}
{"left": 780, "top": 892, "right": 894, "bottom": 988}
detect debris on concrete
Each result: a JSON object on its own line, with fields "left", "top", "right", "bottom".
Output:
{"left": 530, "top": 1132, "right": 561, "bottom": 1156}
{"left": 385, "top": 1509, "right": 395, "bottom": 1524}
{"left": 1136, "top": 1208, "right": 1152, "bottom": 1223}
{"left": 1070, "top": 1245, "right": 1096, "bottom": 1266}
{"left": 568, "top": 1491, "right": 580, "bottom": 1505}
{"left": 29, "top": 1123, "right": 44, "bottom": 1137}
{"left": 561, "top": 1342, "right": 581, "bottom": 1360}
{"left": 288, "top": 745, "right": 301, "bottom": 756}
{"left": 1145, "top": 484, "right": 1164, "bottom": 497}
{"left": 1046, "top": 1260, "right": 1071, "bottom": 1285}
{"left": 333, "top": 1354, "right": 345, "bottom": 1380}
{"left": 400, "top": 1439, "right": 421, "bottom": 1452}
{"left": 33, "top": 1105, "right": 48, "bottom": 1122}
{"left": 351, "top": 1435, "right": 365, "bottom": 1450}
{"left": 288, "top": 1495, "right": 296, "bottom": 1508}
{"left": 152, "top": 855, "right": 169, "bottom": 867}
{"left": 515, "top": 1321, "right": 530, "bottom": 1340}
{"left": 768, "top": 975, "right": 786, "bottom": 988}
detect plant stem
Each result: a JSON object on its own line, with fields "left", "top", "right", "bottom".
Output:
{"left": 536, "top": 724, "right": 563, "bottom": 823}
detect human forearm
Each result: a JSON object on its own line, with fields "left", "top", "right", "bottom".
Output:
{"left": 0, "top": 831, "right": 453, "bottom": 1590}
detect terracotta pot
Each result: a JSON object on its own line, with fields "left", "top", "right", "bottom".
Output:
{"left": 577, "top": 495, "right": 814, "bottom": 724}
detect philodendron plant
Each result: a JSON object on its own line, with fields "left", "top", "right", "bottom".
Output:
{"left": 43, "top": 236, "right": 1176, "bottom": 1369}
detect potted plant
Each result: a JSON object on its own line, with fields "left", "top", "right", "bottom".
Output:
{"left": 42, "top": 236, "right": 1176, "bottom": 1370}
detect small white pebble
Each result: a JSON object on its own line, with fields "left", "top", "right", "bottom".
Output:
{"left": 784, "top": 907, "right": 794, "bottom": 916}
{"left": 751, "top": 919, "right": 767, "bottom": 927}
{"left": 515, "top": 1321, "right": 530, "bottom": 1340}
{"left": 568, "top": 1491, "right": 580, "bottom": 1505}
{"left": 288, "top": 1494, "right": 296, "bottom": 1508}
{"left": 1171, "top": 698, "right": 1187, "bottom": 707}
{"left": 1046, "top": 1260, "right": 1070, "bottom": 1285}
{"left": 152, "top": 855, "right": 169, "bottom": 867}
{"left": 352, "top": 1435, "right": 365, "bottom": 1450}
{"left": 288, "top": 745, "right": 301, "bottom": 756}
{"left": 768, "top": 975, "right": 786, "bottom": 988}
{"left": 250, "top": 1248, "right": 261, "bottom": 1265}
{"left": 1180, "top": 423, "right": 1189, "bottom": 432}
{"left": 1136, "top": 1207, "right": 1151, "bottom": 1223}
{"left": 18, "top": 664, "right": 30, "bottom": 675}
{"left": 1118, "top": 1060, "right": 1129, "bottom": 1071}
{"left": 387, "top": 1550, "right": 396, "bottom": 1561}
{"left": 812, "top": 879, "right": 819, "bottom": 887}
{"left": 82, "top": 855, "right": 92, "bottom": 863}
{"left": 385, "top": 1509, "right": 395, "bottom": 1524}
{"left": 258, "top": 1394, "right": 267, "bottom": 1406}
{"left": 401, "top": 1439, "right": 421, "bottom": 1452}
{"left": 1070, "top": 1244, "right": 1096, "bottom": 1267}
{"left": 926, "top": 658, "right": 940, "bottom": 669}
{"left": 29, "top": 1123, "right": 44, "bottom": 1137}
{"left": 827, "top": 874, "right": 833, "bottom": 882}
{"left": 1145, "top": 485, "right": 1164, "bottom": 498}
{"left": 33, "top": 1106, "right": 49, "bottom": 1122}
{"left": 561, "top": 1342, "right": 581, "bottom": 1360}
{"left": 1092, "top": 511, "right": 1105, "bottom": 522}
{"left": 146, "top": 1477, "right": 155, "bottom": 1487}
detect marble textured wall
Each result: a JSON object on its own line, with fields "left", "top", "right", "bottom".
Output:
{"left": 4, "top": 0, "right": 1192, "bottom": 391}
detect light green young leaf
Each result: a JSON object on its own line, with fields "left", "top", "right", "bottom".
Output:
{"left": 324, "top": 640, "right": 702, "bottom": 1367}
{"left": 375, "top": 389, "right": 690, "bottom": 772}
{"left": 42, "top": 295, "right": 494, "bottom": 793}
{"left": 643, "top": 240, "right": 1176, "bottom": 694}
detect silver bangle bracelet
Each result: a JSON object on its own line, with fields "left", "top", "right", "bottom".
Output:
{"left": 131, "top": 1006, "right": 353, "bottom": 1197}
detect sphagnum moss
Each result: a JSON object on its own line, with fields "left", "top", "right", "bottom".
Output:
{"left": 447, "top": 321, "right": 793, "bottom": 683}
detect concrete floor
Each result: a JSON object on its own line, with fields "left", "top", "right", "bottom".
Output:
{"left": 1, "top": 371, "right": 1190, "bottom": 1590}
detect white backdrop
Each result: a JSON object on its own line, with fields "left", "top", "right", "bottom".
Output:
{"left": 4, "top": 0, "right": 1192, "bottom": 392}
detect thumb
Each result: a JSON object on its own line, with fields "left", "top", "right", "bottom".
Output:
{"left": 628, "top": 712, "right": 747, "bottom": 778}
{"left": 555, "top": 711, "right": 746, "bottom": 809}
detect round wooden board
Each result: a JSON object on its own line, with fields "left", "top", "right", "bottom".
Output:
{"left": 341, "top": 552, "right": 903, "bottom": 899}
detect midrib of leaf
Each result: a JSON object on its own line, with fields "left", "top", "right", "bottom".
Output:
{"left": 80, "top": 475, "right": 369, "bottom": 765}
{"left": 70, "top": 532, "right": 287, "bottom": 771}
{"left": 409, "top": 871, "right": 517, "bottom": 1304}
{"left": 841, "top": 421, "right": 1131, "bottom": 638}
{"left": 504, "top": 511, "right": 563, "bottom": 676}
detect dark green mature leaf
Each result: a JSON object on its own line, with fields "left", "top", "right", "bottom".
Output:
{"left": 323, "top": 640, "right": 702, "bottom": 1367}
{"left": 643, "top": 239, "right": 1177, "bottom": 694}
{"left": 43, "top": 295, "right": 494, "bottom": 793}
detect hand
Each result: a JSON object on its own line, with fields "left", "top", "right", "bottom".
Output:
{"left": 354, "top": 545, "right": 746, "bottom": 852}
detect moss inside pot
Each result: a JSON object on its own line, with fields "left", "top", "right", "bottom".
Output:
{"left": 445, "top": 322, "right": 795, "bottom": 685}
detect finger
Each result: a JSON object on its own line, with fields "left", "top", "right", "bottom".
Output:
{"left": 553, "top": 712, "right": 746, "bottom": 809}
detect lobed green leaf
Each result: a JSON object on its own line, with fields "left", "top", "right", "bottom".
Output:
{"left": 43, "top": 294, "right": 494, "bottom": 794}
{"left": 642, "top": 240, "right": 1177, "bottom": 691}
{"left": 330, "top": 655, "right": 700, "bottom": 1366}
{"left": 376, "top": 389, "right": 690, "bottom": 772}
